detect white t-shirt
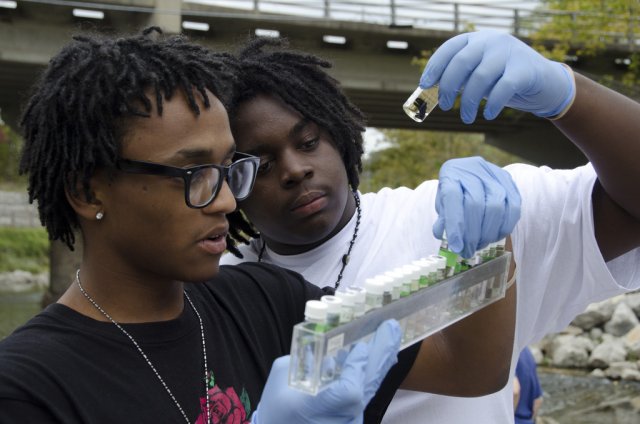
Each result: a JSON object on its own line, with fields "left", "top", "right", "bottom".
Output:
{"left": 221, "top": 163, "right": 640, "bottom": 423}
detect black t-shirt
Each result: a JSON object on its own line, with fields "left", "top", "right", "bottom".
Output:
{"left": 0, "top": 262, "right": 417, "bottom": 423}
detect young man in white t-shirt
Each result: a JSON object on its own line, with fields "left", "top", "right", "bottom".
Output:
{"left": 222, "top": 30, "right": 640, "bottom": 423}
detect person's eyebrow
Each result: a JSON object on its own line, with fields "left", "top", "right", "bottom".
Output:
{"left": 289, "top": 118, "right": 313, "bottom": 138}
{"left": 169, "top": 144, "right": 236, "bottom": 162}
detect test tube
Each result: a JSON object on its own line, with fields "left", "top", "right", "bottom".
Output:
{"left": 346, "top": 286, "right": 367, "bottom": 318}
{"left": 303, "top": 300, "right": 329, "bottom": 332}
{"left": 428, "top": 254, "right": 448, "bottom": 281}
{"left": 363, "top": 278, "right": 385, "bottom": 312}
{"left": 334, "top": 290, "right": 356, "bottom": 324}
{"left": 384, "top": 270, "right": 403, "bottom": 300}
{"left": 438, "top": 232, "right": 462, "bottom": 277}
{"left": 320, "top": 295, "right": 343, "bottom": 330}
{"left": 402, "top": 85, "right": 439, "bottom": 122}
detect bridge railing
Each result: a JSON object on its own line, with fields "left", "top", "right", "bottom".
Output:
{"left": 185, "top": 0, "right": 639, "bottom": 47}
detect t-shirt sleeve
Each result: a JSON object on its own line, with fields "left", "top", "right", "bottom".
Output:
{"left": 506, "top": 163, "right": 640, "bottom": 348}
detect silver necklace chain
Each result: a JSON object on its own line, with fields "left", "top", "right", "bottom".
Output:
{"left": 257, "top": 190, "right": 361, "bottom": 290}
{"left": 75, "top": 270, "right": 210, "bottom": 424}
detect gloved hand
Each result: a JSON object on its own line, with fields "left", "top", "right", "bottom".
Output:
{"left": 433, "top": 157, "right": 521, "bottom": 259}
{"left": 251, "top": 320, "right": 401, "bottom": 424}
{"left": 420, "top": 30, "right": 576, "bottom": 124}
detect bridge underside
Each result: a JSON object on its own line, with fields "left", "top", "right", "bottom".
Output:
{"left": 0, "top": 1, "right": 603, "bottom": 168}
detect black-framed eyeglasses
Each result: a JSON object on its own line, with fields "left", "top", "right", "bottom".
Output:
{"left": 115, "top": 152, "right": 260, "bottom": 208}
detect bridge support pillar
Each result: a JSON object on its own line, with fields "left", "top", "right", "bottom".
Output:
{"left": 148, "top": 0, "right": 181, "bottom": 34}
{"left": 486, "top": 120, "right": 587, "bottom": 168}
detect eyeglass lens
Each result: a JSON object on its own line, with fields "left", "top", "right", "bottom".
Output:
{"left": 189, "top": 160, "right": 255, "bottom": 207}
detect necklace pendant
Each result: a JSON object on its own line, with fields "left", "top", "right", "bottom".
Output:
{"left": 342, "top": 254, "right": 350, "bottom": 265}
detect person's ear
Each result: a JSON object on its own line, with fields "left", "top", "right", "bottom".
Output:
{"left": 64, "top": 172, "right": 107, "bottom": 222}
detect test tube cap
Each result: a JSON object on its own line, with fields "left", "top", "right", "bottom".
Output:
{"left": 364, "top": 278, "right": 385, "bottom": 295}
{"left": 346, "top": 286, "right": 367, "bottom": 303}
{"left": 304, "top": 300, "right": 328, "bottom": 321}
{"left": 320, "top": 295, "right": 343, "bottom": 313}
{"left": 335, "top": 290, "right": 356, "bottom": 306}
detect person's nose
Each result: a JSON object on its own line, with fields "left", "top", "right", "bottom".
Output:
{"left": 203, "top": 180, "right": 236, "bottom": 215}
{"left": 280, "top": 151, "right": 313, "bottom": 188}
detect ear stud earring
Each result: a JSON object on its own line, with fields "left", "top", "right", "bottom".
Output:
{"left": 96, "top": 211, "right": 104, "bottom": 220}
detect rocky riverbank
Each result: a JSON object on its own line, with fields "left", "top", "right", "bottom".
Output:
{"left": 530, "top": 291, "right": 640, "bottom": 423}
{"left": 0, "top": 270, "right": 48, "bottom": 294}
{"left": 531, "top": 292, "right": 640, "bottom": 383}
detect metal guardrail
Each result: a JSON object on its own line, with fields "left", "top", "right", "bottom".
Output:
{"left": 185, "top": 0, "right": 542, "bottom": 35}
{"left": 15, "top": 1, "right": 640, "bottom": 48}
{"left": 185, "top": 0, "right": 640, "bottom": 45}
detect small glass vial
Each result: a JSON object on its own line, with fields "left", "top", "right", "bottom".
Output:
{"left": 363, "top": 278, "right": 385, "bottom": 312}
{"left": 384, "top": 270, "right": 403, "bottom": 300}
{"left": 402, "top": 85, "right": 439, "bottom": 122}
{"left": 377, "top": 275, "right": 394, "bottom": 305}
{"left": 403, "top": 264, "right": 421, "bottom": 293}
{"left": 423, "top": 258, "right": 439, "bottom": 286}
{"left": 495, "top": 238, "right": 506, "bottom": 257}
{"left": 438, "top": 232, "right": 462, "bottom": 277}
{"left": 346, "top": 286, "right": 367, "bottom": 318}
{"left": 428, "top": 254, "right": 447, "bottom": 281}
{"left": 320, "top": 295, "right": 343, "bottom": 330}
{"left": 303, "top": 300, "right": 329, "bottom": 333}
{"left": 335, "top": 290, "right": 356, "bottom": 324}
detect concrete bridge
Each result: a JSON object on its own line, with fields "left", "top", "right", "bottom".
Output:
{"left": 1, "top": 0, "right": 637, "bottom": 167}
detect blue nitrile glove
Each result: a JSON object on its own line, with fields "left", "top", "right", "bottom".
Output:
{"left": 432, "top": 157, "right": 521, "bottom": 259}
{"left": 251, "top": 320, "right": 401, "bottom": 424}
{"left": 420, "top": 30, "right": 576, "bottom": 124}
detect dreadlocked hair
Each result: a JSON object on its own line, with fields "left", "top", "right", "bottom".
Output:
{"left": 223, "top": 37, "right": 367, "bottom": 257}
{"left": 19, "top": 26, "right": 235, "bottom": 250}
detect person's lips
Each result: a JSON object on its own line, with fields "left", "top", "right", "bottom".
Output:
{"left": 290, "top": 191, "right": 328, "bottom": 217}
{"left": 199, "top": 226, "right": 228, "bottom": 255}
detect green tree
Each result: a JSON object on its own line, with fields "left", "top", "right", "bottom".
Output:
{"left": 360, "top": 130, "right": 528, "bottom": 193}
{"left": 531, "top": 1, "right": 640, "bottom": 88}
{"left": 0, "top": 123, "right": 26, "bottom": 189}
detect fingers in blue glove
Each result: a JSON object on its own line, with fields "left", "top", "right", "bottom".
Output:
{"left": 361, "top": 319, "right": 401, "bottom": 404}
{"left": 419, "top": 30, "right": 575, "bottom": 123}
{"left": 433, "top": 157, "right": 521, "bottom": 258}
{"left": 252, "top": 320, "right": 401, "bottom": 424}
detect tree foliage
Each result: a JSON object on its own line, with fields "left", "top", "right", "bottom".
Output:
{"left": 360, "top": 130, "right": 528, "bottom": 193}
{"left": 0, "top": 124, "right": 25, "bottom": 189}
{"left": 531, "top": 1, "right": 640, "bottom": 88}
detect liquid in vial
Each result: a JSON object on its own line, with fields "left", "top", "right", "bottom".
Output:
{"left": 402, "top": 85, "right": 439, "bottom": 122}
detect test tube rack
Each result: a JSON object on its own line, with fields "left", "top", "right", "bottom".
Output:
{"left": 288, "top": 252, "right": 512, "bottom": 395}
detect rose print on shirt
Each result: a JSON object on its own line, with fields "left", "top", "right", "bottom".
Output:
{"left": 195, "top": 373, "right": 251, "bottom": 424}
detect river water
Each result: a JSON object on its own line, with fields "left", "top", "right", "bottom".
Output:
{"left": 0, "top": 291, "right": 43, "bottom": 339}
{"left": 1, "top": 292, "right": 639, "bottom": 422}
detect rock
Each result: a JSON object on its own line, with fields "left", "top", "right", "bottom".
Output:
{"left": 589, "top": 339, "right": 627, "bottom": 368}
{"left": 604, "top": 361, "right": 638, "bottom": 380}
{"left": 530, "top": 345, "right": 544, "bottom": 364}
{"left": 549, "top": 335, "right": 592, "bottom": 368}
{"left": 625, "top": 292, "right": 640, "bottom": 316}
{"left": 605, "top": 302, "right": 640, "bottom": 337}
{"left": 590, "top": 327, "right": 604, "bottom": 341}
{"left": 0, "top": 271, "right": 48, "bottom": 294}
{"left": 571, "top": 297, "right": 619, "bottom": 330}
{"left": 620, "top": 368, "right": 640, "bottom": 381}
{"left": 624, "top": 325, "right": 640, "bottom": 356}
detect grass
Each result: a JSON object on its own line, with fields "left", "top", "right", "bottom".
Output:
{"left": 0, "top": 227, "right": 49, "bottom": 274}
